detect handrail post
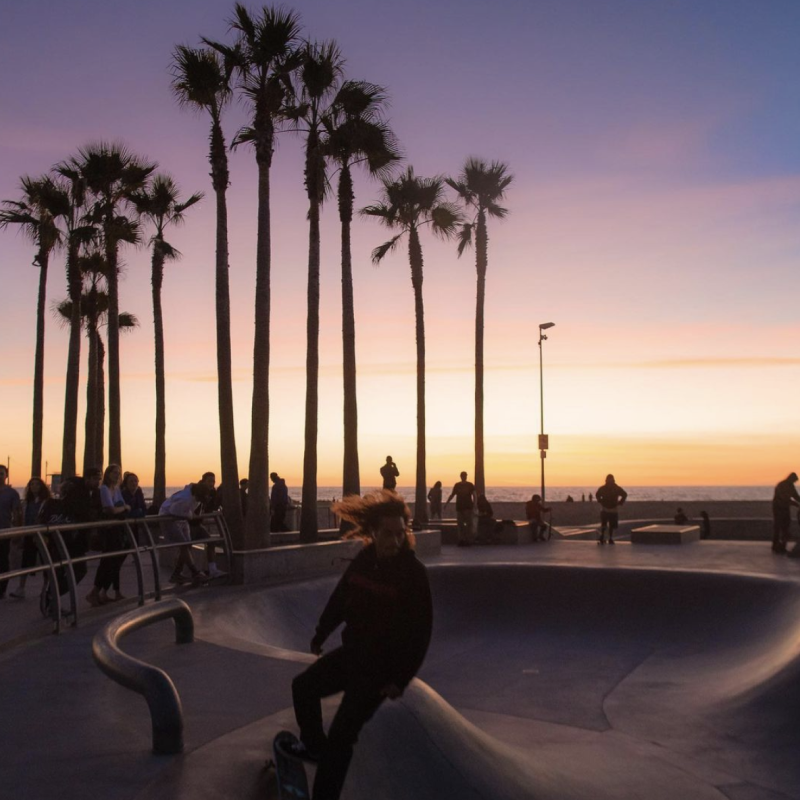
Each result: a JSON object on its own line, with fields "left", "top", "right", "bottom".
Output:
{"left": 123, "top": 521, "right": 146, "bottom": 605}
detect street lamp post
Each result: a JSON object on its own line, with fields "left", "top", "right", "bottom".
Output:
{"left": 538, "top": 322, "right": 555, "bottom": 502}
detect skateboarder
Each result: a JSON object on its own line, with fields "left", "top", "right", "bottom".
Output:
{"left": 772, "top": 472, "right": 800, "bottom": 554}
{"left": 287, "top": 489, "right": 433, "bottom": 800}
{"left": 596, "top": 474, "right": 627, "bottom": 545}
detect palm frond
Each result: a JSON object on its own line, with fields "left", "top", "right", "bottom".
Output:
{"left": 371, "top": 234, "right": 402, "bottom": 264}
{"left": 456, "top": 223, "right": 474, "bottom": 257}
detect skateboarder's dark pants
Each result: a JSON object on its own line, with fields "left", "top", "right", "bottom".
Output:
{"left": 600, "top": 510, "right": 618, "bottom": 539}
{"left": 773, "top": 506, "right": 790, "bottom": 547}
{"left": 292, "top": 646, "right": 385, "bottom": 800}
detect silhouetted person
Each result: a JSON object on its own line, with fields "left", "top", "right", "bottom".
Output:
{"left": 159, "top": 482, "right": 211, "bottom": 584}
{"left": 699, "top": 511, "right": 711, "bottom": 540}
{"left": 596, "top": 474, "right": 627, "bottom": 545}
{"left": 0, "top": 464, "right": 22, "bottom": 599}
{"left": 566, "top": 494, "right": 574, "bottom": 503}
{"left": 674, "top": 507, "right": 689, "bottom": 525}
{"left": 582, "top": 493, "right": 586, "bottom": 502}
{"left": 588, "top": 492, "right": 593, "bottom": 502}
{"left": 380, "top": 456, "right": 399, "bottom": 490}
{"left": 445, "top": 472, "right": 476, "bottom": 546}
{"left": 427, "top": 481, "right": 443, "bottom": 520}
{"left": 772, "top": 472, "right": 800, "bottom": 554}
{"left": 287, "top": 490, "right": 432, "bottom": 800}
{"left": 525, "top": 494, "right": 551, "bottom": 541}
{"left": 270, "top": 472, "right": 290, "bottom": 532}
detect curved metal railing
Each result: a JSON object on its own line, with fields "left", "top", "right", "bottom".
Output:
{"left": 0, "top": 511, "right": 232, "bottom": 632}
{"left": 92, "top": 597, "right": 194, "bottom": 754}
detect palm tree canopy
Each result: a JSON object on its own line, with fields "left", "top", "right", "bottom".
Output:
{"left": 446, "top": 158, "right": 513, "bottom": 256}
{"left": 323, "top": 81, "right": 402, "bottom": 178}
{"left": 205, "top": 3, "right": 303, "bottom": 151}
{"left": 62, "top": 142, "right": 156, "bottom": 208}
{"left": 0, "top": 175, "right": 66, "bottom": 258}
{"left": 130, "top": 173, "right": 203, "bottom": 244}
{"left": 362, "top": 167, "right": 462, "bottom": 262}
{"left": 170, "top": 45, "right": 233, "bottom": 113}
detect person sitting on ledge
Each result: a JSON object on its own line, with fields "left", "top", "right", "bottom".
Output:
{"left": 287, "top": 489, "right": 433, "bottom": 800}
{"left": 525, "top": 494, "right": 551, "bottom": 541}
{"left": 674, "top": 507, "right": 689, "bottom": 525}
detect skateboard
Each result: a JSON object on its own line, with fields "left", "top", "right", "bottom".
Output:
{"left": 271, "top": 730, "right": 311, "bottom": 800}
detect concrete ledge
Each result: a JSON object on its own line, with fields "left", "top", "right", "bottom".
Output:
{"left": 493, "top": 520, "right": 535, "bottom": 545}
{"left": 228, "top": 530, "right": 441, "bottom": 584}
{"left": 631, "top": 524, "right": 701, "bottom": 545}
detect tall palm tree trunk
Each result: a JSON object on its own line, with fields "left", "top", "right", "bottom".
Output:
{"left": 105, "top": 228, "right": 122, "bottom": 466}
{"left": 96, "top": 334, "right": 106, "bottom": 469}
{"left": 151, "top": 248, "right": 167, "bottom": 508}
{"left": 409, "top": 227, "right": 427, "bottom": 526}
{"left": 83, "top": 323, "right": 99, "bottom": 473}
{"left": 31, "top": 249, "right": 48, "bottom": 478}
{"left": 474, "top": 210, "right": 488, "bottom": 496}
{"left": 339, "top": 165, "right": 360, "bottom": 498}
{"left": 247, "top": 157, "right": 272, "bottom": 548}
{"left": 61, "top": 243, "right": 82, "bottom": 479}
{"left": 211, "top": 116, "right": 244, "bottom": 545}
{"left": 300, "top": 197, "right": 321, "bottom": 543}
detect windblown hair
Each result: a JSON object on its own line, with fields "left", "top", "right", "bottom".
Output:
{"left": 102, "top": 464, "right": 121, "bottom": 487}
{"left": 333, "top": 489, "right": 415, "bottom": 548}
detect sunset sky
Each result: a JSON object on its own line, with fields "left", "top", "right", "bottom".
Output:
{"left": 1, "top": 0, "right": 798, "bottom": 489}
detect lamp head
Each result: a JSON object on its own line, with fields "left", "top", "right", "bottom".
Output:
{"left": 539, "top": 322, "right": 555, "bottom": 331}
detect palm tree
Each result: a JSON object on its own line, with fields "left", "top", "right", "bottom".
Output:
{"left": 285, "top": 40, "right": 344, "bottom": 542}
{"left": 60, "top": 142, "right": 155, "bottom": 467}
{"left": 206, "top": 3, "right": 303, "bottom": 546}
{"left": 131, "top": 175, "right": 203, "bottom": 509}
{"left": 45, "top": 168, "right": 94, "bottom": 478}
{"left": 363, "top": 167, "right": 461, "bottom": 525}
{"left": 56, "top": 265, "right": 139, "bottom": 473}
{"left": 171, "top": 45, "right": 244, "bottom": 543}
{"left": 0, "top": 176, "right": 65, "bottom": 477}
{"left": 324, "top": 81, "right": 401, "bottom": 502}
{"left": 447, "top": 158, "right": 513, "bottom": 496}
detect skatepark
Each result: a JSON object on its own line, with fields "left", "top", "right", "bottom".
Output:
{"left": 1, "top": 539, "right": 799, "bottom": 800}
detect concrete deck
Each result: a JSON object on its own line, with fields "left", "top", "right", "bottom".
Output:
{"left": 1, "top": 540, "right": 799, "bottom": 800}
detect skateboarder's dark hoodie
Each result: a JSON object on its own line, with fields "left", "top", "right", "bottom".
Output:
{"left": 313, "top": 542, "right": 432, "bottom": 688}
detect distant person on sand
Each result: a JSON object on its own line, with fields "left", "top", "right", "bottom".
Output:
{"left": 771, "top": 472, "right": 800, "bottom": 554}
{"left": 596, "top": 474, "right": 627, "bottom": 545}
{"left": 270, "top": 472, "right": 290, "bottom": 532}
{"left": 380, "top": 456, "right": 399, "bottom": 490}
{"left": 445, "top": 471, "right": 476, "bottom": 546}
{"left": 427, "top": 481, "right": 443, "bottom": 520}
{"left": 286, "top": 490, "right": 433, "bottom": 800}
{"left": 526, "top": 494, "right": 551, "bottom": 541}
{"left": 674, "top": 507, "right": 689, "bottom": 525}
{"left": 588, "top": 492, "right": 593, "bottom": 502}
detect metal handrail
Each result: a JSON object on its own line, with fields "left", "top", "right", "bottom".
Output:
{"left": 0, "top": 511, "right": 232, "bottom": 633}
{"left": 92, "top": 597, "right": 193, "bottom": 754}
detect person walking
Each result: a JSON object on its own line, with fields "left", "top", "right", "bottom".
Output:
{"left": 10, "top": 476, "right": 50, "bottom": 599}
{"left": 772, "top": 472, "right": 800, "bottom": 554}
{"left": 286, "top": 490, "right": 433, "bottom": 800}
{"left": 380, "top": 456, "right": 399, "bottom": 490}
{"left": 445, "top": 472, "right": 477, "bottom": 546}
{"left": 0, "top": 465, "right": 22, "bottom": 599}
{"left": 596, "top": 474, "right": 627, "bottom": 545}
{"left": 427, "top": 481, "right": 443, "bottom": 520}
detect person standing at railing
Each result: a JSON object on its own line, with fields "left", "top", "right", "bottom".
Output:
{"left": 159, "top": 482, "right": 212, "bottom": 584}
{"left": 0, "top": 464, "right": 22, "bottom": 599}
{"left": 121, "top": 472, "right": 148, "bottom": 544}
{"left": 9, "top": 476, "right": 50, "bottom": 599}
{"left": 86, "top": 465, "right": 131, "bottom": 607}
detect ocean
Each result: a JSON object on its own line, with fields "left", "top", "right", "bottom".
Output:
{"left": 152, "top": 485, "right": 774, "bottom": 503}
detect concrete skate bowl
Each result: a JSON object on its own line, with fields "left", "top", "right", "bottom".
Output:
{"left": 195, "top": 565, "right": 800, "bottom": 800}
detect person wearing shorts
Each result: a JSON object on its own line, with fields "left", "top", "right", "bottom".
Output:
{"left": 595, "top": 474, "right": 627, "bottom": 545}
{"left": 445, "top": 472, "right": 476, "bottom": 546}
{"left": 159, "top": 482, "right": 211, "bottom": 584}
